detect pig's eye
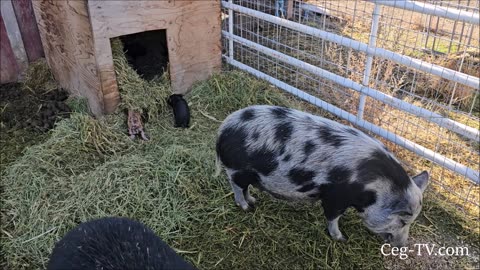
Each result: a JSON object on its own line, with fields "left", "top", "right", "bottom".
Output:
{"left": 400, "top": 220, "right": 407, "bottom": 227}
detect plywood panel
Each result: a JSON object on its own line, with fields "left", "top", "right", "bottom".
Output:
{"left": 88, "top": 0, "right": 175, "bottom": 39}
{"left": 32, "top": 0, "right": 104, "bottom": 116}
{"left": 12, "top": 0, "right": 44, "bottom": 62}
{"left": 165, "top": 1, "right": 222, "bottom": 94}
{"left": 0, "top": 15, "right": 19, "bottom": 83}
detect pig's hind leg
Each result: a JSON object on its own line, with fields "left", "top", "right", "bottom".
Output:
{"left": 227, "top": 170, "right": 258, "bottom": 211}
{"left": 243, "top": 187, "right": 256, "bottom": 205}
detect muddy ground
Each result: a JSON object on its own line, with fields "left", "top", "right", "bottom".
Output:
{"left": 0, "top": 83, "right": 71, "bottom": 132}
{"left": 0, "top": 83, "right": 71, "bottom": 172}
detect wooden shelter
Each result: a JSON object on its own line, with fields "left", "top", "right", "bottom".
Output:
{"left": 32, "top": 1, "right": 221, "bottom": 116}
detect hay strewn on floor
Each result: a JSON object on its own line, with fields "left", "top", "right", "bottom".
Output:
{"left": 1, "top": 36, "right": 479, "bottom": 269}
{"left": 22, "top": 58, "right": 58, "bottom": 94}
{"left": 111, "top": 38, "right": 170, "bottom": 118}
{"left": 1, "top": 68, "right": 478, "bottom": 269}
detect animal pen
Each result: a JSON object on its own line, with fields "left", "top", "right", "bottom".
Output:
{"left": 221, "top": 0, "right": 480, "bottom": 217}
{"left": 1, "top": 0, "right": 480, "bottom": 269}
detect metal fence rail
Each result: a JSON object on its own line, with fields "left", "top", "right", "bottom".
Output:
{"left": 223, "top": 2, "right": 479, "bottom": 143}
{"left": 223, "top": 30, "right": 478, "bottom": 184}
{"left": 221, "top": 0, "right": 480, "bottom": 213}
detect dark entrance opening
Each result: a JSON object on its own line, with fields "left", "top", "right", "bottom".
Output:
{"left": 119, "top": 29, "right": 169, "bottom": 81}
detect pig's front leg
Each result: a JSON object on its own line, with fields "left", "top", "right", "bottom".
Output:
{"left": 327, "top": 216, "right": 346, "bottom": 242}
{"left": 139, "top": 130, "right": 149, "bottom": 141}
{"left": 323, "top": 199, "right": 347, "bottom": 242}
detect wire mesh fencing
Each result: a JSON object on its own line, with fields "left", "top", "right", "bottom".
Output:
{"left": 221, "top": 0, "right": 480, "bottom": 218}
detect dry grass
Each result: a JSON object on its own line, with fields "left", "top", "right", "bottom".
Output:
{"left": 1, "top": 38, "right": 479, "bottom": 270}
{"left": 21, "top": 58, "right": 58, "bottom": 93}
{"left": 1, "top": 67, "right": 479, "bottom": 270}
{"left": 1, "top": 4, "right": 479, "bottom": 268}
{"left": 110, "top": 38, "right": 171, "bottom": 118}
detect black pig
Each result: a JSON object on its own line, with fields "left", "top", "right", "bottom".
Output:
{"left": 47, "top": 217, "right": 197, "bottom": 270}
{"left": 167, "top": 94, "right": 190, "bottom": 128}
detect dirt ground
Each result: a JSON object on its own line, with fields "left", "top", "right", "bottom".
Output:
{"left": 0, "top": 83, "right": 71, "bottom": 132}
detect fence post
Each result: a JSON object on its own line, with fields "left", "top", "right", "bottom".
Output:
{"left": 287, "top": 0, "right": 294, "bottom": 19}
{"left": 1, "top": 0, "right": 28, "bottom": 80}
{"left": 357, "top": 3, "right": 382, "bottom": 120}
{"left": 228, "top": 0, "right": 234, "bottom": 60}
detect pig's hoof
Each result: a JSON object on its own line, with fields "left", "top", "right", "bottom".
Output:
{"left": 336, "top": 235, "right": 347, "bottom": 242}
{"left": 237, "top": 203, "right": 251, "bottom": 212}
{"left": 247, "top": 201, "right": 256, "bottom": 210}
{"left": 326, "top": 229, "right": 347, "bottom": 242}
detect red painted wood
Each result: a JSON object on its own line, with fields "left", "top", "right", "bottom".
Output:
{"left": 0, "top": 14, "right": 19, "bottom": 84}
{"left": 12, "top": 0, "right": 44, "bottom": 62}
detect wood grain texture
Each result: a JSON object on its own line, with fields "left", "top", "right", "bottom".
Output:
{"left": 88, "top": 0, "right": 222, "bottom": 111}
{"left": 32, "top": 0, "right": 103, "bottom": 116}
{"left": 12, "top": 0, "right": 44, "bottom": 62}
{"left": 1, "top": 15, "right": 19, "bottom": 83}
{"left": 1, "top": 0, "right": 28, "bottom": 79}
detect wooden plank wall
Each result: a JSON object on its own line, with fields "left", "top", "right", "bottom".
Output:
{"left": 0, "top": 14, "right": 19, "bottom": 83}
{"left": 12, "top": 0, "right": 44, "bottom": 62}
{"left": 0, "top": 0, "right": 44, "bottom": 84}
{"left": 32, "top": 0, "right": 104, "bottom": 116}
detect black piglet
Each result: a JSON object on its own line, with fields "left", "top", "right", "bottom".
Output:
{"left": 167, "top": 94, "right": 190, "bottom": 128}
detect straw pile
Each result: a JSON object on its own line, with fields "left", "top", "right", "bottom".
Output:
{"left": 111, "top": 38, "right": 170, "bottom": 119}
{"left": 1, "top": 39, "right": 478, "bottom": 270}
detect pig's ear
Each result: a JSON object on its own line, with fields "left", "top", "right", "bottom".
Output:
{"left": 412, "top": 171, "right": 429, "bottom": 193}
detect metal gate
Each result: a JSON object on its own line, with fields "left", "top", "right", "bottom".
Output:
{"left": 221, "top": 0, "right": 480, "bottom": 215}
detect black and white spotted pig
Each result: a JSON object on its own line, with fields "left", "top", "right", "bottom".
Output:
{"left": 215, "top": 105, "right": 429, "bottom": 247}
{"left": 47, "top": 217, "right": 197, "bottom": 270}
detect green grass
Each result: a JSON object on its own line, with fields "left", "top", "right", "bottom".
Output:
{"left": 1, "top": 69, "right": 478, "bottom": 269}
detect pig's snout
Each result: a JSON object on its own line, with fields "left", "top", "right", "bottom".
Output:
{"left": 390, "top": 234, "right": 408, "bottom": 248}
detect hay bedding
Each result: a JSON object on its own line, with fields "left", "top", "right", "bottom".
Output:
{"left": 1, "top": 39, "right": 479, "bottom": 270}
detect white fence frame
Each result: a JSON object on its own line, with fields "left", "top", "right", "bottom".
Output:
{"left": 221, "top": 0, "right": 480, "bottom": 184}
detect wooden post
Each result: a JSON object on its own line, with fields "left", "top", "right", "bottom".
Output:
{"left": 12, "top": 0, "right": 44, "bottom": 62}
{"left": 1, "top": 15, "right": 20, "bottom": 83}
{"left": 287, "top": 0, "right": 295, "bottom": 19}
{"left": 1, "top": 0, "right": 28, "bottom": 80}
